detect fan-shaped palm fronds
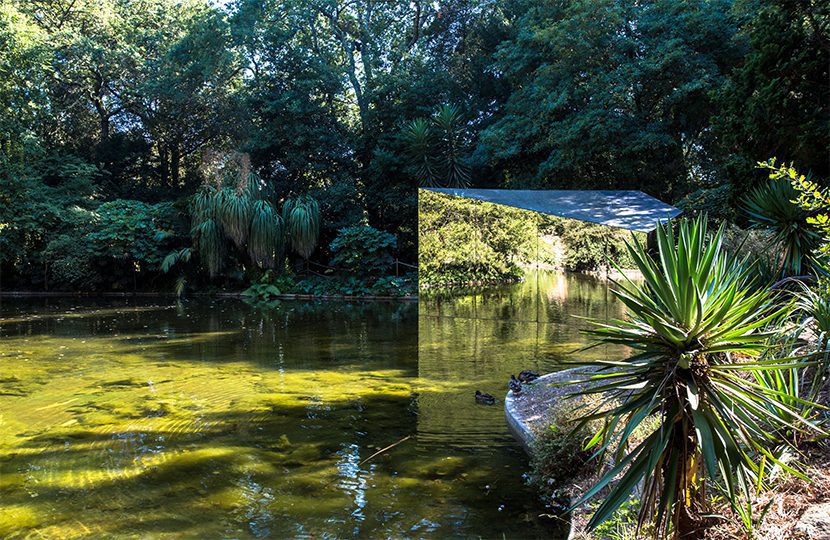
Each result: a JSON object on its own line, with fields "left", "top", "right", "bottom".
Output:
{"left": 403, "top": 118, "right": 440, "bottom": 187}
{"left": 743, "top": 179, "right": 822, "bottom": 276}
{"left": 567, "top": 216, "right": 821, "bottom": 537}
{"left": 249, "top": 200, "right": 283, "bottom": 269}
{"left": 283, "top": 195, "right": 320, "bottom": 260}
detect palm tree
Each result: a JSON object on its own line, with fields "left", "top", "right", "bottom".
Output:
{"left": 185, "top": 161, "right": 319, "bottom": 276}
{"left": 282, "top": 194, "right": 320, "bottom": 260}
{"left": 433, "top": 104, "right": 471, "bottom": 188}
{"left": 402, "top": 118, "right": 440, "bottom": 187}
{"left": 402, "top": 104, "right": 471, "bottom": 188}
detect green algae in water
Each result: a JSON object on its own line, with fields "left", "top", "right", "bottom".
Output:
{"left": 0, "top": 273, "right": 625, "bottom": 538}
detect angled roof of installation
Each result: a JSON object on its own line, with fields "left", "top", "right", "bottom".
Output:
{"left": 422, "top": 188, "right": 682, "bottom": 233}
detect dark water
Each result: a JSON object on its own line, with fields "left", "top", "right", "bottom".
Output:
{"left": 0, "top": 271, "right": 627, "bottom": 538}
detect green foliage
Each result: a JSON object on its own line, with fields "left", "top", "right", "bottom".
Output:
{"left": 188, "top": 177, "right": 314, "bottom": 277}
{"left": 712, "top": 1, "right": 829, "bottom": 198}
{"left": 483, "top": 0, "right": 739, "bottom": 196}
{"left": 242, "top": 271, "right": 293, "bottom": 305}
{"left": 433, "top": 104, "right": 471, "bottom": 189}
{"left": 793, "top": 281, "right": 830, "bottom": 356}
{"left": 248, "top": 199, "right": 283, "bottom": 270}
{"left": 193, "top": 218, "right": 224, "bottom": 278}
{"left": 403, "top": 104, "right": 471, "bottom": 188}
{"left": 38, "top": 199, "right": 178, "bottom": 290}
{"left": 1, "top": 0, "right": 827, "bottom": 299}
{"left": 218, "top": 188, "right": 253, "bottom": 248}
{"left": 675, "top": 185, "right": 735, "bottom": 222}
{"left": 43, "top": 230, "right": 97, "bottom": 290}
{"left": 760, "top": 160, "right": 830, "bottom": 260}
{"left": 402, "top": 118, "right": 439, "bottom": 187}
{"left": 743, "top": 176, "right": 821, "bottom": 277}
{"left": 161, "top": 248, "right": 192, "bottom": 274}
{"left": 86, "top": 201, "right": 174, "bottom": 268}
{"left": 293, "top": 272, "right": 415, "bottom": 298}
{"left": 419, "top": 191, "right": 642, "bottom": 286}
{"left": 283, "top": 195, "right": 320, "bottom": 260}
{"left": 547, "top": 219, "right": 639, "bottom": 273}
{"left": 368, "top": 274, "right": 416, "bottom": 297}
{"left": 567, "top": 216, "right": 820, "bottom": 536}
{"left": 418, "top": 190, "right": 536, "bottom": 287}
{"left": 527, "top": 411, "right": 596, "bottom": 505}
{"left": 330, "top": 225, "right": 397, "bottom": 275}
{"left": 591, "top": 498, "right": 645, "bottom": 540}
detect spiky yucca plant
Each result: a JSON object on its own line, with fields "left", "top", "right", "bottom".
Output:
{"left": 402, "top": 103, "right": 471, "bottom": 188}
{"left": 743, "top": 178, "right": 822, "bottom": 276}
{"left": 283, "top": 195, "right": 320, "bottom": 260}
{"left": 433, "top": 104, "right": 470, "bottom": 188}
{"left": 568, "top": 216, "right": 820, "bottom": 538}
{"left": 403, "top": 118, "right": 440, "bottom": 187}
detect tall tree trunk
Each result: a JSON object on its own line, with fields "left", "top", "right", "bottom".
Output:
{"left": 91, "top": 72, "right": 110, "bottom": 142}
{"left": 171, "top": 145, "right": 181, "bottom": 186}
{"left": 159, "top": 144, "right": 170, "bottom": 186}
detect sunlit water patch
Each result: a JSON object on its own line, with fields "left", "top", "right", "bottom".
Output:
{"left": 1, "top": 272, "right": 626, "bottom": 538}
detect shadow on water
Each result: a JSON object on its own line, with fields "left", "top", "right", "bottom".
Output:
{"left": 0, "top": 274, "right": 620, "bottom": 538}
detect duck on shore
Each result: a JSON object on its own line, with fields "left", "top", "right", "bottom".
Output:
{"left": 518, "top": 370, "right": 539, "bottom": 384}
{"left": 508, "top": 375, "right": 522, "bottom": 395}
{"left": 475, "top": 390, "right": 496, "bottom": 405}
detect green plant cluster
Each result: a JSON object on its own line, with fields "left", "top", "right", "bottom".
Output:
{"left": 527, "top": 406, "right": 597, "bottom": 508}
{"left": 545, "top": 218, "right": 641, "bottom": 273}
{"left": 237, "top": 224, "right": 415, "bottom": 300}
{"left": 418, "top": 190, "right": 537, "bottom": 287}
{"left": 294, "top": 273, "right": 416, "bottom": 298}
{"left": 330, "top": 225, "right": 397, "bottom": 275}
{"left": 38, "top": 198, "right": 178, "bottom": 291}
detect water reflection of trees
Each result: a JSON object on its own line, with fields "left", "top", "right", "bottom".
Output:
{"left": 420, "top": 270, "right": 626, "bottom": 325}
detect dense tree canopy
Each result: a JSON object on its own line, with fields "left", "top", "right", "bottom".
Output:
{"left": 0, "top": 0, "right": 826, "bottom": 291}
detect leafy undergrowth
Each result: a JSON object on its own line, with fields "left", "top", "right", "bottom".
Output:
{"left": 566, "top": 381, "right": 830, "bottom": 540}
{"left": 241, "top": 271, "right": 417, "bottom": 304}
{"left": 527, "top": 404, "right": 598, "bottom": 509}
{"left": 705, "top": 445, "right": 830, "bottom": 540}
{"left": 531, "top": 368, "right": 830, "bottom": 540}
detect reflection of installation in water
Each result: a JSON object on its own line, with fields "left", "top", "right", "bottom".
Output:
{"left": 418, "top": 187, "right": 681, "bottom": 324}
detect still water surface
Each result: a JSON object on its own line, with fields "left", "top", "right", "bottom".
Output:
{"left": 0, "top": 271, "right": 626, "bottom": 538}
